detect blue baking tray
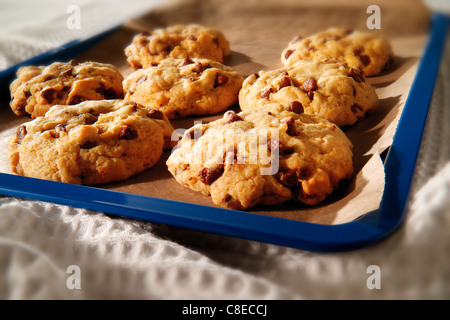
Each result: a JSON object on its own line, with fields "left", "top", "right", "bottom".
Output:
{"left": 0, "top": 14, "right": 448, "bottom": 252}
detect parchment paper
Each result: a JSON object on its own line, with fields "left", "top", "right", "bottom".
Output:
{"left": 0, "top": 0, "right": 431, "bottom": 225}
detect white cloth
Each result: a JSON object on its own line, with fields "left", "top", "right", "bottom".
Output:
{"left": 0, "top": 1, "right": 449, "bottom": 300}
{"left": 0, "top": 0, "right": 164, "bottom": 71}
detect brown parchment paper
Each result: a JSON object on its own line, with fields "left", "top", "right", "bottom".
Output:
{"left": 0, "top": 0, "right": 432, "bottom": 225}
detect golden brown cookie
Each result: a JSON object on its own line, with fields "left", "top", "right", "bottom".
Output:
{"left": 239, "top": 60, "right": 378, "bottom": 127}
{"left": 8, "top": 99, "right": 174, "bottom": 185}
{"left": 281, "top": 28, "right": 394, "bottom": 76}
{"left": 9, "top": 60, "right": 124, "bottom": 118}
{"left": 166, "top": 103, "right": 354, "bottom": 210}
{"left": 125, "top": 24, "right": 231, "bottom": 69}
{"left": 123, "top": 57, "right": 244, "bottom": 119}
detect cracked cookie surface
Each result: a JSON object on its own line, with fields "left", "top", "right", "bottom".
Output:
{"left": 123, "top": 57, "right": 244, "bottom": 119}
{"left": 125, "top": 24, "right": 231, "bottom": 69}
{"left": 281, "top": 28, "right": 393, "bottom": 76}
{"left": 8, "top": 99, "right": 174, "bottom": 185}
{"left": 166, "top": 103, "right": 353, "bottom": 210}
{"left": 239, "top": 60, "right": 378, "bottom": 127}
{"left": 9, "top": 60, "right": 124, "bottom": 118}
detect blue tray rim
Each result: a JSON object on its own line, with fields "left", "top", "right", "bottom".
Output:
{"left": 0, "top": 14, "right": 448, "bottom": 253}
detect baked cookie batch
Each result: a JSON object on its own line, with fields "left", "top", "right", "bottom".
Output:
{"left": 7, "top": 24, "right": 394, "bottom": 211}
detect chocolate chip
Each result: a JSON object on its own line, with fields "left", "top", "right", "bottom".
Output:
{"left": 193, "top": 62, "right": 204, "bottom": 73}
{"left": 260, "top": 87, "right": 273, "bottom": 99}
{"left": 298, "top": 167, "right": 312, "bottom": 180}
{"left": 348, "top": 68, "right": 365, "bottom": 83}
{"left": 277, "top": 168, "right": 300, "bottom": 189}
{"left": 147, "top": 109, "right": 165, "bottom": 120}
{"left": 224, "top": 194, "right": 232, "bottom": 202}
{"left": 284, "top": 49, "right": 294, "bottom": 60}
{"left": 129, "top": 103, "right": 138, "bottom": 112}
{"left": 131, "top": 61, "right": 143, "bottom": 69}
{"left": 344, "top": 28, "right": 354, "bottom": 35}
{"left": 179, "top": 57, "right": 193, "bottom": 67}
{"left": 16, "top": 102, "right": 26, "bottom": 114}
{"left": 282, "top": 146, "right": 295, "bottom": 155}
{"left": 199, "top": 164, "right": 225, "bottom": 185}
{"left": 162, "top": 45, "right": 172, "bottom": 53}
{"left": 307, "top": 91, "right": 314, "bottom": 100}
{"left": 94, "top": 86, "right": 104, "bottom": 95}
{"left": 352, "top": 105, "right": 364, "bottom": 121}
{"left": 60, "top": 67, "right": 73, "bottom": 77}
{"left": 104, "top": 87, "right": 118, "bottom": 99}
{"left": 351, "top": 104, "right": 364, "bottom": 119}
{"left": 119, "top": 125, "right": 138, "bottom": 140}
{"left": 136, "top": 76, "right": 148, "bottom": 85}
{"left": 69, "top": 60, "right": 79, "bottom": 66}
{"left": 50, "top": 124, "right": 67, "bottom": 138}
{"left": 80, "top": 141, "right": 96, "bottom": 149}
{"left": 55, "top": 123, "right": 67, "bottom": 132}
{"left": 302, "top": 78, "right": 317, "bottom": 92}
{"left": 268, "top": 139, "right": 294, "bottom": 155}
{"left": 185, "top": 126, "right": 203, "bottom": 140}
{"left": 68, "top": 95, "right": 85, "bottom": 105}
{"left": 277, "top": 167, "right": 311, "bottom": 192}
{"left": 16, "top": 125, "right": 27, "bottom": 144}
{"left": 352, "top": 48, "right": 371, "bottom": 68}
{"left": 138, "top": 37, "right": 150, "bottom": 46}
{"left": 187, "top": 34, "right": 197, "bottom": 41}
{"left": 94, "top": 83, "right": 118, "bottom": 100}
{"left": 43, "top": 74, "right": 57, "bottom": 81}
{"left": 80, "top": 113, "right": 98, "bottom": 125}
{"left": 214, "top": 73, "right": 228, "bottom": 88}
{"left": 287, "top": 101, "right": 304, "bottom": 113}
{"left": 353, "top": 47, "right": 364, "bottom": 56}
{"left": 282, "top": 117, "right": 298, "bottom": 136}
{"left": 41, "top": 88, "right": 56, "bottom": 103}
{"left": 279, "top": 76, "right": 292, "bottom": 89}
{"left": 360, "top": 55, "right": 371, "bottom": 66}
{"left": 223, "top": 110, "right": 243, "bottom": 124}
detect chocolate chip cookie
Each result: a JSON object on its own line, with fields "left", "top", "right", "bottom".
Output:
{"left": 123, "top": 57, "right": 244, "bottom": 119}
{"left": 166, "top": 103, "right": 354, "bottom": 210}
{"left": 8, "top": 99, "right": 175, "bottom": 185}
{"left": 125, "top": 24, "right": 231, "bottom": 69}
{"left": 239, "top": 60, "right": 378, "bottom": 127}
{"left": 281, "top": 28, "right": 394, "bottom": 76}
{"left": 9, "top": 60, "right": 124, "bottom": 118}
